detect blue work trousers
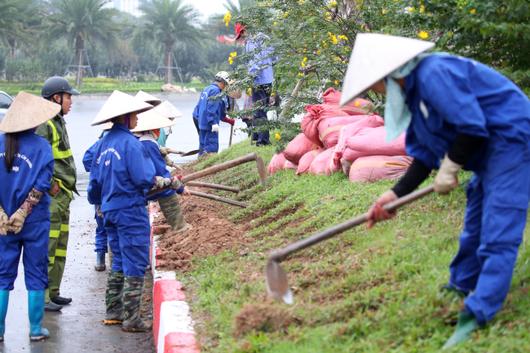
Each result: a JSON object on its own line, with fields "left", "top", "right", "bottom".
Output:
{"left": 104, "top": 206, "right": 150, "bottom": 277}
{"left": 251, "top": 84, "right": 271, "bottom": 145}
{"left": 448, "top": 143, "right": 530, "bottom": 324}
{"left": 199, "top": 129, "right": 219, "bottom": 155}
{"left": 0, "top": 221, "right": 49, "bottom": 290}
{"left": 94, "top": 209, "right": 108, "bottom": 253}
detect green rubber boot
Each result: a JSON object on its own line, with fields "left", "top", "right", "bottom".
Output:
{"left": 158, "top": 194, "right": 187, "bottom": 232}
{"left": 103, "top": 271, "right": 124, "bottom": 325}
{"left": 442, "top": 310, "right": 480, "bottom": 350}
{"left": 121, "top": 276, "right": 151, "bottom": 333}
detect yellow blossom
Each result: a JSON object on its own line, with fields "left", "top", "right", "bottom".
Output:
{"left": 223, "top": 11, "right": 231, "bottom": 27}
{"left": 300, "top": 57, "right": 308, "bottom": 68}
{"left": 273, "top": 21, "right": 278, "bottom": 27}
{"left": 419, "top": 5, "right": 425, "bottom": 13}
{"left": 338, "top": 34, "right": 348, "bottom": 41}
{"left": 328, "top": 32, "right": 338, "bottom": 45}
{"left": 283, "top": 11, "right": 289, "bottom": 18}
{"left": 298, "top": 72, "right": 304, "bottom": 77}
{"left": 329, "top": 0, "right": 337, "bottom": 7}
{"left": 382, "top": 8, "right": 387, "bottom": 15}
{"left": 229, "top": 51, "right": 237, "bottom": 58}
{"left": 334, "top": 80, "right": 340, "bottom": 86}
{"left": 406, "top": 6, "right": 416, "bottom": 13}
{"left": 325, "top": 12, "right": 332, "bottom": 21}
{"left": 274, "top": 132, "right": 281, "bottom": 141}
{"left": 469, "top": 8, "right": 476, "bottom": 14}
{"left": 418, "top": 30, "right": 429, "bottom": 40}
{"left": 316, "top": 49, "right": 321, "bottom": 55}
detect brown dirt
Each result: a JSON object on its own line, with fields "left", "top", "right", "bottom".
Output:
{"left": 155, "top": 193, "right": 247, "bottom": 272}
{"left": 233, "top": 304, "right": 299, "bottom": 337}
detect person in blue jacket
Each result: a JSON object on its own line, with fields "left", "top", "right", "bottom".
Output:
{"left": 194, "top": 71, "right": 235, "bottom": 155}
{"left": 0, "top": 92, "right": 61, "bottom": 342}
{"left": 82, "top": 127, "right": 110, "bottom": 272}
{"left": 341, "top": 34, "right": 530, "bottom": 349}
{"left": 88, "top": 91, "right": 180, "bottom": 332}
{"left": 131, "top": 107, "right": 189, "bottom": 232}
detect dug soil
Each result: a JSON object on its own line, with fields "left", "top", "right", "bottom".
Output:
{"left": 154, "top": 192, "right": 247, "bottom": 272}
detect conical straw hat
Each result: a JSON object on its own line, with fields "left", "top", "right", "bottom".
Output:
{"left": 131, "top": 108, "right": 175, "bottom": 133}
{"left": 152, "top": 101, "right": 182, "bottom": 119}
{"left": 340, "top": 33, "right": 434, "bottom": 106}
{"left": 0, "top": 91, "right": 61, "bottom": 133}
{"left": 91, "top": 90, "right": 152, "bottom": 126}
{"left": 135, "top": 90, "right": 162, "bottom": 106}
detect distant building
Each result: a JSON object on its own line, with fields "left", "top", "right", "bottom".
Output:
{"left": 110, "top": 0, "right": 140, "bottom": 17}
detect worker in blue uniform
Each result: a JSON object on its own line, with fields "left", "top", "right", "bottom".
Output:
{"left": 0, "top": 92, "right": 61, "bottom": 342}
{"left": 131, "top": 108, "right": 189, "bottom": 232}
{"left": 341, "top": 34, "right": 530, "bottom": 349}
{"left": 82, "top": 127, "right": 110, "bottom": 271}
{"left": 194, "top": 71, "right": 235, "bottom": 155}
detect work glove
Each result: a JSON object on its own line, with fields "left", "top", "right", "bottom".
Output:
{"left": 222, "top": 117, "right": 235, "bottom": 126}
{"left": 159, "top": 147, "right": 171, "bottom": 156}
{"left": 434, "top": 154, "right": 462, "bottom": 194}
{"left": 0, "top": 206, "right": 8, "bottom": 236}
{"left": 170, "top": 176, "right": 184, "bottom": 192}
{"left": 367, "top": 190, "right": 398, "bottom": 229}
{"left": 211, "top": 124, "right": 219, "bottom": 133}
{"left": 49, "top": 181, "right": 60, "bottom": 197}
{"left": 153, "top": 176, "right": 172, "bottom": 190}
{"left": 8, "top": 208, "right": 28, "bottom": 234}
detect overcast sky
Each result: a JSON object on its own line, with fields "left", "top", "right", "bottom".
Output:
{"left": 183, "top": 0, "right": 230, "bottom": 21}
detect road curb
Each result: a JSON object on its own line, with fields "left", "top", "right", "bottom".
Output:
{"left": 150, "top": 205, "right": 200, "bottom": 353}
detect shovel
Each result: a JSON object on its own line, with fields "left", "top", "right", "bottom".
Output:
{"left": 164, "top": 148, "right": 200, "bottom": 157}
{"left": 265, "top": 184, "right": 435, "bottom": 304}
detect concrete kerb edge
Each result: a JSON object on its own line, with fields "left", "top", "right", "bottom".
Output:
{"left": 149, "top": 203, "right": 200, "bottom": 353}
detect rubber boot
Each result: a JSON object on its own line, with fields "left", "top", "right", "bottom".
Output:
{"left": 95, "top": 251, "right": 106, "bottom": 272}
{"left": 103, "top": 272, "right": 124, "bottom": 325}
{"left": 121, "top": 276, "right": 151, "bottom": 332}
{"left": 442, "top": 310, "right": 480, "bottom": 350}
{"left": 158, "top": 194, "right": 188, "bottom": 232}
{"left": 28, "top": 290, "right": 50, "bottom": 341}
{"left": 0, "top": 290, "right": 9, "bottom": 342}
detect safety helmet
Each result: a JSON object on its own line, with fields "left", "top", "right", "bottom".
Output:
{"left": 41, "top": 76, "right": 80, "bottom": 99}
{"left": 214, "top": 71, "right": 233, "bottom": 85}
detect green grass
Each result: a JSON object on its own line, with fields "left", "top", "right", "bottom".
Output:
{"left": 183, "top": 141, "right": 530, "bottom": 353}
{"left": 0, "top": 77, "right": 205, "bottom": 96}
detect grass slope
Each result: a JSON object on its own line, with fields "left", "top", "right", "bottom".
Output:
{"left": 185, "top": 141, "right": 530, "bottom": 353}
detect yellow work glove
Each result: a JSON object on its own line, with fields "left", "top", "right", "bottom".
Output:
{"left": 8, "top": 208, "right": 28, "bottom": 234}
{"left": 434, "top": 154, "right": 462, "bottom": 194}
{"left": 0, "top": 206, "right": 8, "bottom": 236}
{"left": 153, "top": 176, "right": 172, "bottom": 190}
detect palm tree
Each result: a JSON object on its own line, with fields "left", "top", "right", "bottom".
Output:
{"left": 0, "top": 0, "right": 42, "bottom": 58}
{"left": 45, "top": 0, "right": 119, "bottom": 86}
{"left": 138, "top": 0, "right": 202, "bottom": 84}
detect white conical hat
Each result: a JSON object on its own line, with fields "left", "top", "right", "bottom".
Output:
{"left": 135, "top": 90, "right": 162, "bottom": 106}
{"left": 152, "top": 101, "right": 182, "bottom": 119}
{"left": 131, "top": 108, "right": 175, "bottom": 133}
{"left": 340, "top": 33, "right": 434, "bottom": 106}
{"left": 91, "top": 90, "right": 152, "bottom": 126}
{"left": 0, "top": 91, "right": 61, "bottom": 133}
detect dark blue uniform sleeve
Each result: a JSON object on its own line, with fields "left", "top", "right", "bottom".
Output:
{"left": 418, "top": 58, "right": 489, "bottom": 138}
{"left": 82, "top": 142, "right": 97, "bottom": 172}
{"left": 192, "top": 104, "right": 199, "bottom": 120}
{"left": 127, "top": 140, "right": 156, "bottom": 191}
{"left": 142, "top": 141, "right": 171, "bottom": 178}
{"left": 206, "top": 95, "right": 222, "bottom": 125}
{"left": 405, "top": 127, "right": 440, "bottom": 170}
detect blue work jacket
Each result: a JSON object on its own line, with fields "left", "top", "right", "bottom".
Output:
{"left": 139, "top": 135, "right": 175, "bottom": 200}
{"left": 0, "top": 131, "right": 54, "bottom": 223}
{"left": 87, "top": 123, "right": 156, "bottom": 212}
{"left": 195, "top": 84, "right": 226, "bottom": 130}
{"left": 245, "top": 33, "right": 276, "bottom": 85}
{"left": 404, "top": 55, "right": 530, "bottom": 172}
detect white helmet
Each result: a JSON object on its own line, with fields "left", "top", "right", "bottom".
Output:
{"left": 215, "top": 71, "right": 233, "bottom": 85}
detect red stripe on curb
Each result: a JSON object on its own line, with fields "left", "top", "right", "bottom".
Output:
{"left": 153, "top": 280, "right": 187, "bottom": 347}
{"left": 164, "top": 332, "right": 200, "bottom": 353}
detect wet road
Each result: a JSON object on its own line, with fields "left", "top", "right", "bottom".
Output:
{"left": 2, "top": 92, "right": 245, "bottom": 353}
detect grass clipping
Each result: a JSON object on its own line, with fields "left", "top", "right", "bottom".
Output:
{"left": 234, "top": 304, "right": 298, "bottom": 337}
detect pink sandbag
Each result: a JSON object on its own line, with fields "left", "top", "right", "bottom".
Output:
{"left": 301, "top": 104, "right": 349, "bottom": 145}
{"left": 296, "top": 149, "right": 322, "bottom": 175}
{"left": 308, "top": 148, "right": 341, "bottom": 176}
{"left": 284, "top": 133, "right": 320, "bottom": 164}
{"left": 349, "top": 155, "right": 412, "bottom": 182}
{"left": 268, "top": 153, "right": 297, "bottom": 175}
{"left": 346, "top": 126, "right": 406, "bottom": 156}
{"left": 317, "top": 115, "right": 366, "bottom": 149}
{"left": 332, "top": 115, "right": 385, "bottom": 163}
{"left": 321, "top": 87, "right": 374, "bottom": 116}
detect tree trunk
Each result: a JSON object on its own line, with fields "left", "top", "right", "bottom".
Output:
{"left": 75, "top": 35, "right": 84, "bottom": 87}
{"left": 164, "top": 45, "right": 172, "bottom": 84}
{"left": 7, "top": 38, "right": 16, "bottom": 59}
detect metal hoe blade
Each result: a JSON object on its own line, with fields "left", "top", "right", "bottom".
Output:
{"left": 265, "top": 260, "right": 293, "bottom": 304}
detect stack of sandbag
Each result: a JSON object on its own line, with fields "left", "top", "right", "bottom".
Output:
{"left": 349, "top": 155, "right": 413, "bottom": 182}
{"left": 296, "top": 149, "right": 322, "bottom": 175}
{"left": 321, "top": 87, "right": 374, "bottom": 116}
{"left": 268, "top": 153, "right": 297, "bottom": 175}
{"left": 267, "top": 133, "right": 319, "bottom": 175}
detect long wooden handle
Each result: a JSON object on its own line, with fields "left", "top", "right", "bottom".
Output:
{"left": 269, "top": 185, "right": 435, "bottom": 262}
{"left": 189, "top": 190, "right": 247, "bottom": 208}
{"left": 181, "top": 153, "right": 258, "bottom": 183}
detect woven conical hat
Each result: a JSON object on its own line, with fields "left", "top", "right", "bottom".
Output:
{"left": 152, "top": 101, "right": 182, "bottom": 119}
{"left": 340, "top": 33, "right": 434, "bottom": 106}
{"left": 131, "top": 108, "right": 175, "bottom": 133}
{"left": 135, "top": 90, "right": 162, "bottom": 106}
{"left": 91, "top": 90, "right": 152, "bottom": 126}
{"left": 0, "top": 91, "right": 61, "bottom": 133}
